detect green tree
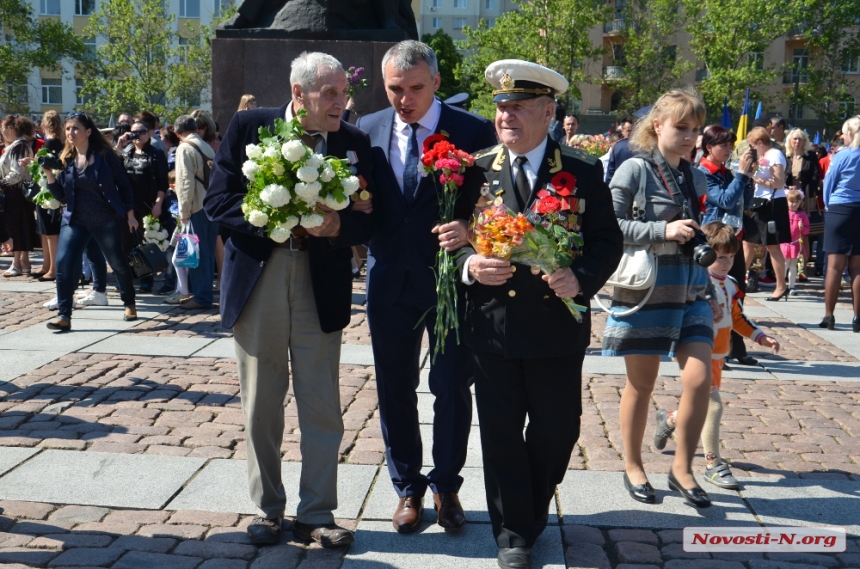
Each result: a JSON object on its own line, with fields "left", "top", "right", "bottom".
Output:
{"left": 606, "top": 0, "right": 692, "bottom": 116}
{"left": 0, "top": 0, "right": 85, "bottom": 114}
{"left": 421, "top": 29, "right": 464, "bottom": 99}
{"left": 682, "top": 0, "right": 794, "bottom": 113}
{"left": 457, "top": 0, "right": 610, "bottom": 118}
{"left": 791, "top": 0, "right": 860, "bottom": 129}
{"left": 79, "top": 0, "right": 232, "bottom": 120}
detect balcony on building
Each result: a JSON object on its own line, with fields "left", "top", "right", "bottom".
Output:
{"left": 604, "top": 19, "right": 626, "bottom": 34}
{"left": 603, "top": 66, "right": 625, "bottom": 80}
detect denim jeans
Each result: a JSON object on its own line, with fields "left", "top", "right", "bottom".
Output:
{"left": 78, "top": 238, "right": 107, "bottom": 293}
{"left": 56, "top": 218, "right": 135, "bottom": 321}
{"left": 188, "top": 209, "right": 217, "bottom": 307}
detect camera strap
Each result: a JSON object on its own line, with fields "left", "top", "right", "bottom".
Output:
{"left": 650, "top": 148, "right": 699, "bottom": 221}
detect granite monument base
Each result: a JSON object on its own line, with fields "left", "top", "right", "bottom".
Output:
{"left": 211, "top": 38, "right": 397, "bottom": 134}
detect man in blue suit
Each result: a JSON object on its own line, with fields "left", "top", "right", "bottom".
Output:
{"left": 356, "top": 41, "right": 497, "bottom": 534}
{"left": 604, "top": 116, "right": 635, "bottom": 183}
{"left": 204, "top": 52, "right": 375, "bottom": 548}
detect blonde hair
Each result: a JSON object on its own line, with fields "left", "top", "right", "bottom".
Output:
{"left": 237, "top": 94, "right": 256, "bottom": 111}
{"left": 746, "top": 126, "right": 772, "bottom": 147}
{"left": 785, "top": 128, "right": 810, "bottom": 158}
{"left": 41, "top": 111, "right": 64, "bottom": 142}
{"left": 629, "top": 87, "right": 706, "bottom": 153}
{"left": 842, "top": 115, "right": 860, "bottom": 149}
{"left": 786, "top": 188, "right": 804, "bottom": 207}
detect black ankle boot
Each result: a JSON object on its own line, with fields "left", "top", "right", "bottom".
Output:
{"left": 853, "top": 317, "right": 859, "bottom": 333}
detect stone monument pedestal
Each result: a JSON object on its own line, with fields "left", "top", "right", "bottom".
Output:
{"left": 211, "top": 38, "right": 397, "bottom": 135}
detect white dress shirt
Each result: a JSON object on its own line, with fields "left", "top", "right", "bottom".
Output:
{"left": 390, "top": 99, "right": 443, "bottom": 193}
{"left": 285, "top": 101, "right": 328, "bottom": 153}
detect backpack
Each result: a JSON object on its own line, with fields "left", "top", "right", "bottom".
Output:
{"left": 182, "top": 140, "right": 212, "bottom": 189}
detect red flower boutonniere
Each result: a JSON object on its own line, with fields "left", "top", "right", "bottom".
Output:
{"left": 550, "top": 172, "right": 576, "bottom": 197}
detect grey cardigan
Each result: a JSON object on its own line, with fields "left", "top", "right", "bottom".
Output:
{"left": 609, "top": 157, "right": 708, "bottom": 246}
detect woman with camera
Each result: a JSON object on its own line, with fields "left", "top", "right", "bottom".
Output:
{"left": 603, "top": 89, "right": 717, "bottom": 508}
{"left": 1, "top": 115, "right": 36, "bottom": 277}
{"left": 744, "top": 127, "right": 791, "bottom": 301}
{"left": 821, "top": 116, "right": 860, "bottom": 332}
{"left": 41, "top": 112, "right": 139, "bottom": 331}
{"left": 117, "top": 119, "right": 168, "bottom": 293}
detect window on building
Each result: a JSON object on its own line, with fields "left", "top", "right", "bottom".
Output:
{"left": 81, "top": 36, "right": 96, "bottom": 61}
{"left": 40, "top": 0, "right": 61, "bottom": 15}
{"left": 179, "top": 0, "right": 200, "bottom": 18}
{"left": 487, "top": 18, "right": 495, "bottom": 27}
{"left": 792, "top": 48, "right": 809, "bottom": 83}
{"left": 6, "top": 84, "right": 29, "bottom": 106}
{"left": 454, "top": 0, "right": 467, "bottom": 8}
{"left": 75, "top": 79, "right": 94, "bottom": 106}
{"left": 839, "top": 97, "right": 856, "bottom": 119}
{"left": 842, "top": 51, "right": 859, "bottom": 74}
{"left": 41, "top": 78, "right": 62, "bottom": 105}
{"left": 432, "top": 17, "right": 442, "bottom": 29}
{"left": 75, "top": 0, "right": 95, "bottom": 15}
{"left": 431, "top": 0, "right": 441, "bottom": 7}
{"left": 484, "top": 0, "right": 493, "bottom": 8}
{"left": 453, "top": 17, "right": 467, "bottom": 29}
{"left": 178, "top": 36, "right": 194, "bottom": 62}
{"left": 749, "top": 50, "right": 764, "bottom": 70}
{"left": 214, "top": 0, "right": 235, "bottom": 16}
{"left": 789, "top": 103, "right": 804, "bottom": 120}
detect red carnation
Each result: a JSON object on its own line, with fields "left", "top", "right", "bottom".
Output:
{"left": 423, "top": 134, "right": 448, "bottom": 154}
{"left": 550, "top": 172, "right": 576, "bottom": 197}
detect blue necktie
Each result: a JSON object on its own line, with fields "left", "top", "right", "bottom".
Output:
{"left": 403, "top": 123, "right": 420, "bottom": 206}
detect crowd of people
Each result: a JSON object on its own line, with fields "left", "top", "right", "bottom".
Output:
{"left": 1, "top": 40, "right": 860, "bottom": 569}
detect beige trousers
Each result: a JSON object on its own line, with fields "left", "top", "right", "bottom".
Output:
{"left": 233, "top": 249, "right": 343, "bottom": 523}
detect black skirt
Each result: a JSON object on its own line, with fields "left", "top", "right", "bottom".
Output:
{"left": 824, "top": 202, "right": 860, "bottom": 256}
{"left": 749, "top": 196, "right": 791, "bottom": 246}
{"left": 36, "top": 205, "right": 62, "bottom": 236}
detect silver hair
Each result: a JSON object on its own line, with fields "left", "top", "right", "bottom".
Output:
{"left": 173, "top": 115, "right": 197, "bottom": 134}
{"left": 289, "top": 52, "right": 344, "bottom": 89}
{"left": 382, "top": 40, "right": 438, "bottom": 78}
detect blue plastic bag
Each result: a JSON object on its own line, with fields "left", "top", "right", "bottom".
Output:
{"left": 172, "top": 221, "right": 200, "bottom": 269}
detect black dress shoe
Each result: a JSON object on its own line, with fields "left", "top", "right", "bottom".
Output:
{"left": 246, "top": 515, "right": 283, "bottom": 545}
{"left": 292, "top": 520, "right": 354, "bottom": 548}
{"left": 853, "top": 316, "right": 859, "bottom": 333}
{"left": 819, "top": 315, "right": 836, "bottom": 330}
{"left": 623, "top": 472, "right": 656, "bottom": 504}
{"left": 434, "top": 492, "right": 466, "bottom": 529}
{"left": 497, "top": 547, "right": 531, "bottom": 569}
{"left": 667, "top": 469, "right": 711, "bottom": 508}
{"left": 735, "top": 355, "right": 758, "bottom": 366}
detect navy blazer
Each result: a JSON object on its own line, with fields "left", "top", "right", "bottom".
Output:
{"left": 605, "top": 137, "right": 634, "bottom": 184}
{"left": 356, "top": 102, "right": 497, "bottom": 310}
{"left": 204, "top": 102, "right": 376, "bottom": 332}
{"left": 47, "top": 150, "right": 135, "bottom": 224}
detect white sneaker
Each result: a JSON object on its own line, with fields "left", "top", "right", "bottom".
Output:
{"left": 75, "top": 287, "right": 94, "bottom": 299}
{"left": 164, "top": 290, "right": 187, "bottom": 304}
{"left": 43, "top": 296, "right": 77, "bottom": 310}
{"left": 78, "top": 291, "right": 108, "bottom": 306}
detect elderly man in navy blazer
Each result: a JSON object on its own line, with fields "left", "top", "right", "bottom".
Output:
{"left": 204, "top": 52, "right": 375, "bottom": 548}
{"left": 356, "top": 40, "right": 497, "bottom": 534}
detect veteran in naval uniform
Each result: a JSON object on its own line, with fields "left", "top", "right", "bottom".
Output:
{"left": 454, "top": 60, "right": 623, "bottom": 569}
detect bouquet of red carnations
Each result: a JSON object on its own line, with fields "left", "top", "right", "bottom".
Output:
{"left": 419, "top": 135, "right": 475, "bottom": 359}
{"left": 468, "top": 171, "right": 589, "bottom": 322}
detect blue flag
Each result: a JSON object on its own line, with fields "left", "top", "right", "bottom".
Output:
{"left": 813, "top": 131, "right": 821, "bottom": 145}
{"left": 721, "top": 98, "right": 732, "bottom": 129}
{"left": 754, "top": 101, "right": 762, "bottom": 120}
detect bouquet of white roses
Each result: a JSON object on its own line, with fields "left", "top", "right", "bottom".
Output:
{"left": 143, "top": 214, "right": 170, "bottom": 252}
{"left": 241, "top": 109, "right": 361, "bottom": 243}
{"left": 27, "top": 149, "right": 61, "bottom": 210}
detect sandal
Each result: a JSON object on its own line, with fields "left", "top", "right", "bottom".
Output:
{"left": 3, "top": 266, "right": 22, "bottom": 277}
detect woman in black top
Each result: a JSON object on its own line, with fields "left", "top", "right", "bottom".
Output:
{"left": 117, "top": 120, "right": 168, "bottom": 292}
{"left": 41, "top": 112, "right": 139, "bottom": 331}
{"left": 785, "top": 129, "right": 821, "bottom": 204}
{"left": 1, "top": 115, "right": 36, "bottom": 277}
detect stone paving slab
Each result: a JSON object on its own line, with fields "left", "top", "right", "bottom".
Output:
{"left": 0, "top": 318, "right": 139, "bottom": 352}
{"left": 70, "top": 301, "right": 176, "bottom": 321}
{"left": 0, "top": 447, "right": 39, "bottom": 475}
{"left": 166, "top": 459, "right": 377, "bottom": 519}
{"left": 192, "top": 338, "right": 236, "bottom": 358}
{"left": 557, "top": 471, "right": 759, "bottom": 529}
{"left": 80, "top": 335, "right": 216, "bottom": 357}
{"left": 741, "top": 475, "right": 860, "bottom": 537}
{"left": 583, "top": 356, "right": 775, "bottom": 381}
{"left": 0, "top": 281, "right": 55, "bottom": 293}
{"left": 342, "top": 521, "right": 565, "bottom": 569}
{"left": 759, "top": 360, "right": 860, "bottom": 383}
{"left": 361, "top": 466, "right": 557, "bottom": 525}
{"left": 0, "top": 450, "right": 206, "bottom": 509}
{"left": 0, "top": 349, "right": 68, "bottom": 382}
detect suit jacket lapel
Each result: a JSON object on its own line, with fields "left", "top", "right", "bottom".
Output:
{"left": 379, "top": 108, "right": 395, "bottom": 163}
{"left": 327, "top": 127, "right": 345, "bottom": 160}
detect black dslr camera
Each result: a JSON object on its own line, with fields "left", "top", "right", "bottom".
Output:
{"left": 127, "top": 131, "right": 140, "bottom": 140}
{"left": 37, "top": 153, "right": 64, "bottom": 171}
{"left": 679, "top": 229, "right": 717, "bottom": 267}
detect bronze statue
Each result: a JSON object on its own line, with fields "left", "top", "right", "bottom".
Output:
{"left": 221, "top": 0, "right": 417, "bottom": 41}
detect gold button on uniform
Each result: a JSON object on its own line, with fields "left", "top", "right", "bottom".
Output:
{"left": 511, "top": 266, "right": 516, "bottom": 273}
{"left": 508, "top": 290, "right": 516, "bottom": 297}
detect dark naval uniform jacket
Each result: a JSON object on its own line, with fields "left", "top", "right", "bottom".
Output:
{"left": 455, "top": 137, "right": 623, "bottom": 359}
{"left": 203, "top": 102, "right": 376, "bottom": 332}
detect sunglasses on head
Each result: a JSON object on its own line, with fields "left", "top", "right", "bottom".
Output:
{"left": 66, "top": 111, "right": 91, "bottom": 122}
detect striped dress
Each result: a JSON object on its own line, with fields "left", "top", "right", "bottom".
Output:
{"left": 601, "top": 157, "right": 714, "bottom": 357}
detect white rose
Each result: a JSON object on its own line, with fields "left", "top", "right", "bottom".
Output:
{"left": 269, "top": 226, "right": 290, "bottom": 243}
{"left": 246, "top": 144, "right": 263, "bottom": 159}
{"left": 260, "top": 184, "right": 291, "bottom": 208}
{"left": 47, "top": 199, "right": 60, "bottom": 209}
{"left": 144, "top": 229, "right": 158, "bottom": 239}
{"left": 248, "top": 210, "right": 269, "bottom": 227}
{"left": 282, "top": 140, "right": 306, "bottom": 162}
{"left": 38, "top": 177, "right": 47, "bottom": 188}
{"left": 280, "top": 216, "right": 299, "bottom": 230}
{"left": 320, "top": 165, "right": 335, "bottom": 183}
{"left": 341, "top": 175, "right": 360, "bottom": 196}
{"left": 271, "top": 162, "right": 285, "bottom": 176}
{"left": 242, "top": 160, "right": 260, "bottom": 179}
{"left": 263, "top": 146, "right": 279, "bottom": 159}
{"left": 323, "top": 194, "right": 349, "bottom": 211}
{"left": 301, "top": 213, "right": 324, "bottom": 228}
{"left": 296, "top": 165, "right": 319, "bottom": 183}
{"left": 305, "top": 153, "right": 323, "bottom": 170}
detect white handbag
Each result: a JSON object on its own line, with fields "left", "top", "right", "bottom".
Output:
{"left": 595, "top": 158, "right": 657, "bottom": 316}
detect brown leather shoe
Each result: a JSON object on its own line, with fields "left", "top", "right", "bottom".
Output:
{"left": 123, "top": 307, "right": 138, "bottom": 321}
{"left": 434, "top": 492, "right": 466, "bottom": 529}
{"left": 46, "top": 318, "right": 71, "bottom": 332}
{"left": 392, "top": 495, "right": 424, "bottom": 533}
